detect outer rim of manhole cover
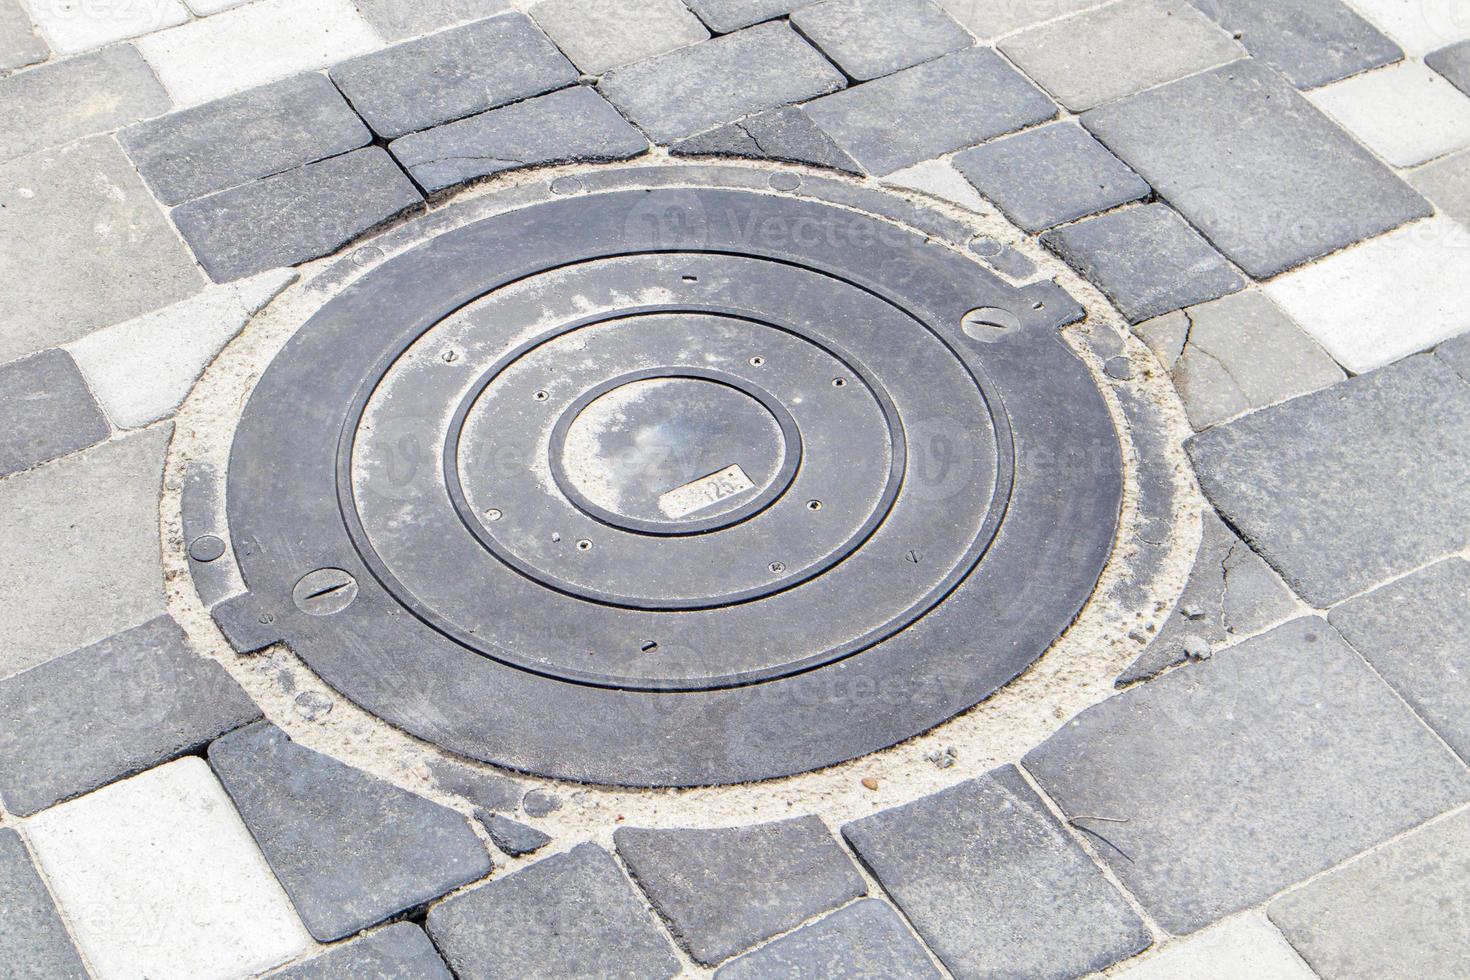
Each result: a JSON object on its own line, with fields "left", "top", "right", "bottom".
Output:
{"left": 199, "top": 164, "right": 1124, "bottom": 788}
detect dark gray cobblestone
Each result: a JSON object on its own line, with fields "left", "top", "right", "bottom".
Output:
{"left": 1187, "top": 0, "right": 1403, "bottom": 89}
{"left": 671, "top": 104, "right": 860, "bottom": 172}
{"left": 1428, "top": 39, "right": 1470, "bottom": 96}
{"left": 268, "top": 923, "right": 453, "bottom": 980}
{"left": 683, "top": 0, "right": 820, "bottom": 32}
{"left": 0, "top": 46, "right": 168, "bottom": 163}
{"left": 789, "top": 0, "right": 972, "bottom": 81}
{"left": 0, "top": 348, "right": 109, "bottom": 479}
{"left": 0, "top": 0, "right": 47, "bottom": 72}
{"left": 0, "top": 829, "right": 87, "bottom": 979}
{"left": 476, "top": 810, "right": 552, "bottom": 857}
{"left": 714, "top": 899, "right": 942, "bottom": 980}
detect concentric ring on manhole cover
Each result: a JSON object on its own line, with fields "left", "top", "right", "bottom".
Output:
{"left": 206, "top": 165, "right": 1123, "bottom": 787}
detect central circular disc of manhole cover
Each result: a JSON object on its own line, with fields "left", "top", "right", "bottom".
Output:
{"left": 213, "top": 165, "right": 1123, "bottom": 787}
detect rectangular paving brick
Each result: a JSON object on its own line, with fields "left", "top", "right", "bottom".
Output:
{"left": 843, "top": 765, "right": 1150, "bottom": 979}
{"left": 1188, "top": 0, "right": 1403, "bottom": 89}
{"left": 121, "top": 73, "right": 371, "bottom": 206}
{"left": 714, "top": 899, "right": 942, "bottom": 980}
{"left": 268, "top": 922, "right": 453, "bottom": 979}
{"left": 1083, "top": 59, "right": 1431, "bottom": 279}
{"left": 0, "top": 348, "right": 109, "bottom": 478}
{"left": 790, "top": 0, "right": 972, "bottom": 81}
{"left": 355, "top": 0, "right": 513, "bottom": 41}
{"left": 599, "top": 21, "right": 845, "bottom": 143}
{"left": 26, "top": 0, "right": 188, "bottom": 54}
{"left": 531, "top": 0, "right": 710, "bottom": 75}
{"left": 681, "top": 0, "right": 819, "bottom": 32}
{"left": 0, "top": 616, "right": 260, "bottom": 817}
{"left": 390, "top": 86, "right": 648, "bottom": 194}
{"left": 331, "top": 14, "right": 576, "bottom": 140}
{"left": 0, "top": 830, "right": 87, "bottom": 979}
{"left": 1348, "top": 0, "right": 1470, "bottom": 55}
{"left": 804, "top": 46, "right": 1056, "bottom": 175}
{"left": 1025, "top": 617, "right": 1470, "bottom": 935}
{"left": 1309, "top": 60, "right": 1470, "bottom": 168}
{"left": 1187, "top": 355, "right": 1470, "bottom": 606}
{"left": 1, "top": 45, "right": 168, "bottom": 162}
{"left": 0, "top": 0, "right": 48, "bottom": 72}
{"left": 172, "top": 147, "right": 423, "bottom": 283}
{"left": 1428, "top": 38, "right": 1470, "bottom": 95}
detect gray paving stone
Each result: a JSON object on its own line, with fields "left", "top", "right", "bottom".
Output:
{"left": 1083, "top": 60, "right": 1432, "bottom": 279}
{"left": 953, "top": 121, "right": 1149, "bottom": 231}
{"left": 1118, "top": 509, "right": 1298, "bottom": 686}
{"left": 1427, "top": 39, "right": 1470, "bottom": 96}
{"left": 267, "top": 923, "right": 453, "bottom": 980}
{"left": 842, "top": 765, "right": 1149, "bottom": 979}
{"left": 531, "top": 0, "right": 709, "bottom": 74}
{"left": 999, "top": 0, "right": 1244, "bottom": 112}
{"left": 714, "top": 899, "right": 942, "bottom": 980}
{"left": 0, "top": 349, "right": 109, "bottom": 479}
{"left": 1041, "top": 204, "right": 1245, "bottom": 324}
{"left": 1026, "top": 617, "right": 1470, "bottom": 935}
{"left": 331, "top": 14, "right": 576, "bottom": 139}
{"left": 1187, "top": 355, "right": 1470, "bottom": 606}
{"left": 671, "top": 104, "right": 860, "bottom": 172}
{"left": 208, "top": 721, "right": 493, "bottom": 941}
{"left": 0, "top": 0, "right": 47, "bottom": 72}
{"left": 804, "top": 46, "right": 1056, "bottom": 175}
{"left": 0, "top": 45, "right": 168, "bottom": 162}
{"left": 353, "top": 0, "right": 513, "bottom": 41}
{"left": 599, "top": 21, "right": 845, "bottom": 143}
{"left": 682, "top": 0, "right": 819, "bottom": 32}
{"left": 427, "top": 843, "right": 681, "bottom": 980}
{"left": 1439, "top": 331, "right": 1470, "bottom": 381}
{"left": 935, "top": 0, "right": 1096, "bottom": 37}
{"left": 121, "top": 73, "right": 370, "bottom": 206}
{"left": 1409, "top": 147, "right": 1470, "bottom": 229}
{"left": 427, "top": 757, "right": 523, "bottom": 812}
{"left": 0, "top": 830, "right": 87, "bottom": 979}
{"left": 172, "top": 147, "right": 423, "bottom": 283}
{"left": 790, "top": 0, "right": 972, "bottom": 80}
{"left": 1269, "top": 807, "right": 1470, "bottom": 980}
{"left": 390, "top": 85, "right": 648, "bottom": 194}
{"left": 0, "top": 137, "right": 204, "bottom": 362}
{"left": 0, "top": 426, "right": 169, "bottom": 680}
{"left": 0, "top": 616, "right": 260, "bottom": 817}
{"left": 614, "top": 816, "right": 867, "bottom": 965}
{"left": 521, "top": 789, "right": 563, "bottom": 817}
{"left": 1188, "top": 0, "right": 1403, "bottom": 89}
{"left": 476, "top": 810, "right": 551, "bottom": 857}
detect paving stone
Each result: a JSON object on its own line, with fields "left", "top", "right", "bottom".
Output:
{"left": 521, "top": 788, "right": 563, "bottom": 817}
{"left": 842, "top": 765, "right": 1149, "bottom": 979}
{"left": 998, "top": 0, "right": 1244, "bottom": 112}
{"left": 1269, "top": 807, "right": 1470, "bottom": 979}
{"left": 27, "top": 758, "right": 310, "bottom": 980}
{"left": 428, "top": 756, "right": 524, "bottom": 812}
{"left": 355, "top": 0, "right": 513, "bottom": 41}
{"left": 68, "top": 270, "right": 297, "bottom": 429}
{"left": 531, "top": 0, "right": 710, "bottom": 74}
{"left": 121, "top": 73, "right": 370, "bottom": 206}
{"left": 1410, "top": 147, "right": 1470, "bottom": 227}
{"left": 0, "top": 349, "right": 108, "bottom": 479}
{"left": 934, "top": 0, "right": 1096, "bottom": 37}
{"left": 137, "top": 0, "right": 381, "bottom": 106}
{"left": 1025, "top": 617, "right": 1470, "bottom": 934}
{"left": 0, "top": 829, "right": 88, "bottom": 979}
{"left": 0, "top": 0, "right": 48, "bottom": 72}
{"left": 1187, "top": 0, "right": 1402, "bottom": 89}
{"left": 209, "top": 721, "right": 493, "bottom": 941}
{"left": 1083, "top": 59, "right": 1432, "bottom": 279}
{"left": 26, "top": 0, "right": 187, "bottom": 54}
{"left": 614, "top": 816, "right": 867, "bottom": 965}
{"left": 0, "top": 137, "right": 204, "bottom": 362}
{"left": 1, "top": 45, "right": 168, "bottom": 162}
{"left": 804, "top": 46, "right": 1056, "bottom": 175}
{"left": 1189, "top": 355, "right": 1470, "bottom": 605}
{"left": 0, "top": 427, "right": 169, "bottom": 680}
{"left": 1309, "top": 60, "right": 1470, "bottom": 167}
{"left": 331, "top": 15, "right": 576, "bottom": 140}
{"left": 1264, "top": 216, "right": 1470, "bottom": 373}
{"left": 681, "top": 0, "right": 819, "bottom": 32}
{"left": 953, "top": 121, "right": 1149, "bottom": 231}
{"left": 881, "top": 158, "right": 1006, "bottom": 217}
{"left": 390, "top": 85, "right": 648, "bottom": 194}
{"left": 476, "top": 810, "right": 552, "bottom": 857}
{"left": 173, "top": 147, "right": 423, "bottom": 283}
{"left": 0, "top": 616, "right": 260, "bottom": 816}
{"left": 426, "top": 842, "right": 682, "bottom": 980}
{"left": 1348, "top": 0, "right": 1470, "bottom": 55}
{"left": 1440, "top": 331, "right": 1470, "bottom": 380}
{"left": 1041, "top": 204, "right": 1245, "bottom": 324}
{"left": 1428, "top": 38, "right": 1470, "bottom": 94}
{"left": 714, "top": 899, "right": 942, "bottom": 980}
{"left": 268, "top": 923, "right": 453, "bottom": 980}
{"left": 1118, "top": 509, "right": 1299, "bottom": 685}
{"left": 600, "top": 21, "right": 845, "bottom": 143}
{"left": 1111, "top": 914, "right": 1316, "bottom": 980}
{"left": 790, "top": 0, "right": 972, "bottom": 80}
{"left": 671, "top": 104, "right": 860, "bottom": 172}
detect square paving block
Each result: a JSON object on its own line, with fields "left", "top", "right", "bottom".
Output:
{"left": 426, "top": 843, "right": 681, "bottom": 979}
{"left": 1348, "top": 0, "right": 1470, "bottom": 55}
{"left": 1309, "top": 60, "right": 1470, "bottom": 167}
{"left": 0, "top": 348, "right": 109, "bottom": 479}
{"left": 842, "top": 765, "right": 1151, "bottom": 979}
{"left": 1428, "top": 38, "right": 1470, "bottom": 94}
{"left": 0, "top": 0, "right": 48, "bottom": 71}
{"left": 790, "top": 0, "right": 972, "bottom": 80}
{"left": 1024, "top": 617, "right": 1470, "bottom": 935}
{"left": 1186, "top": 0, "right": 1403, "bottom": 89}
{"left": 681, "top": 0, "right": 819, "bottom": 32}
{"left": 530, "top": 0, "right": 709, "bottom": 75}
{"left": 355, "top": 0, "right": 513, "bottom": 41}
{"left": 714, "top": 899, "right": 942, "bottom": 980}
{"left": 998, "top": 0, "right": 1244, "bottom": 111}
{"left": 0, "top": 829, "right": 88, "bottom": 979}
{"left": 1270, "top": 807, "right": 1470, "bottom": 979}
{"left": 25, "top": 757, "right": 310, "bottom": 980}
{"left": 1040, "top": 203, "right": 1245, "bottom": 324}
{"left": 1082, "top": 59, "right": 1432, "bottom": 278}
{"left": 268, "top": 922, "right": 453, "bottom": 979}
{"left": 934, "top": 0, "right": 1098, "bottom": 37}
{"left": 1409, "top": 148, "right": 1470, "bottom": 229}
{"left": 25, "top": 0, "right": 187, "bottom": 53}
{"left": 1111, "top": 914, "right": 1316, "bottom": 980}
{"left": 2, "top": 45, "right": 169, "bottom": 163}
{"left": 953, "top": 121, "right": 1150, "bottom": 231}
{"left": 803, "top": 46, "right": 1057, "bottom": 175}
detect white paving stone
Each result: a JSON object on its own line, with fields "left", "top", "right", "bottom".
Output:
{"left": 882, "top": 158, "right": 1006, "bottom": 217}
{"left": 68, "top": 270, "right": 295, "bottom": 429}
{"left": 26, "top": 758, "right": 310, "bottom": 980}
{"left": 25, "top": 0, "right": 188, "bottom": 54}
{"left": 1309, "top": 61, "right": 1470, "bottom": 167}
{"left": 137, "top": 0, "right": 381, "bottom": 105}
{"left": 1347, "top": 0, "right": 1470, "bottom": 55}
{"left": 1112, "top": 915, "right": 1317, "bottom": 980}
{"left": 1265, "top": 216, "right": 1470, "bottom": 372}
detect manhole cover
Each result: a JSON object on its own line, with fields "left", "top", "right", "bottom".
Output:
{"left": 207, "top": 165, "right": 1122, "bottom": 786}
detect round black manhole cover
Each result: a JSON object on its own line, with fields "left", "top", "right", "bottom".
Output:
{"left": 212, "top": 165, "right": 1123, "bottom": 786}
